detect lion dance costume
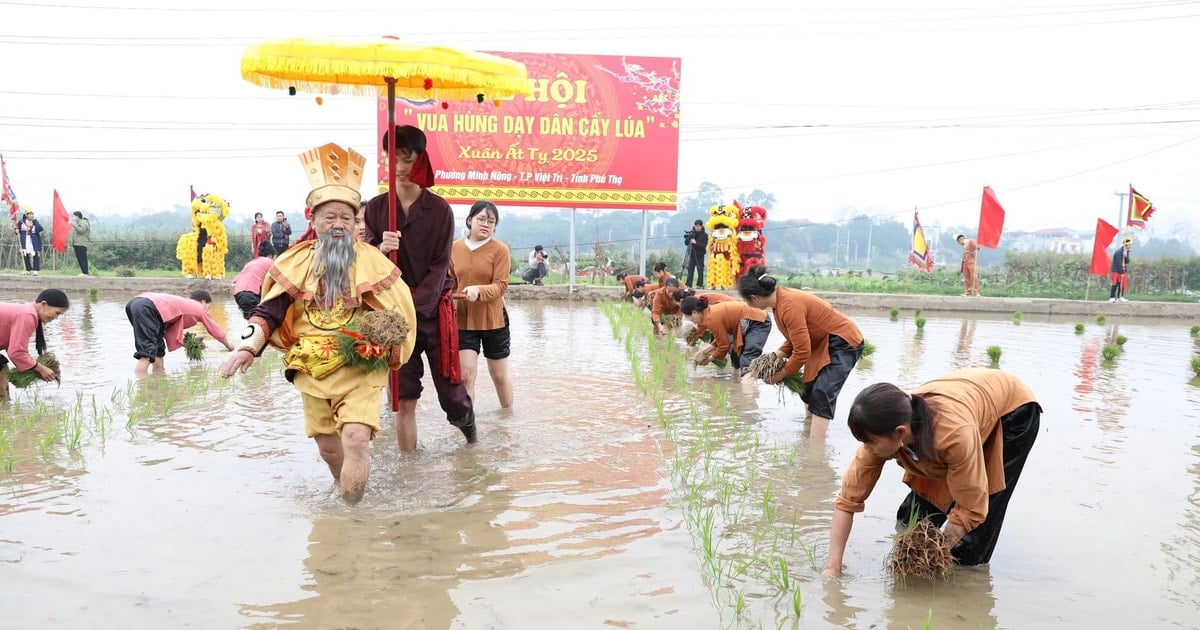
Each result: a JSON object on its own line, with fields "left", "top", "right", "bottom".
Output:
{"left": 705, "top": 203, "right": 741, "bottom": 290}
{"left": 735, "top": 203, "right": 768, "bottom": 281}
{"left": 176, "top": 193, "right": 230, "bottom": 279}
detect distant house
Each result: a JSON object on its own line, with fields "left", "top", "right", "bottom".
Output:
{"left": 1006, "top": 227, "right": 1081, "bottom": 253}
{"left": 1049, "top": 236, "right": 1085, "bottom": 255}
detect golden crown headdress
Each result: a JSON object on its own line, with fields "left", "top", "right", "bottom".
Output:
{"left": 300, "top": 143, "right": 365, "bottom": 210}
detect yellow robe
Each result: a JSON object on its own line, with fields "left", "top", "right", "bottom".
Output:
{"left": 258, "top": 241, "right": 417, "bottom": 393}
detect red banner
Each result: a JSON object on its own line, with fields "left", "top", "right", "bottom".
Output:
{"left": 978, "top": 186, "right": 1005, "bottom": 248}
{"left": 1090, "top": 218, "right": 1118, "bottom": 276}
{"left": 377, "top": 52, "right": 681, "bottom": 210}
{"left": 52, "top": 190, "right": 70, "bottom": 253}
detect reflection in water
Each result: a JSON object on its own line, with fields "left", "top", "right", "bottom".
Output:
{"left": 1163, "top": 378, "right": 1200, "bottom": 608}
{"left": 884, "top": 568, "right": 999, "bottom": 629}
{"left": 1071, "top": 328, "right": 1130, "bottom": 467}
{"left": 951, "top": 318, "right": 977, "bottom": 369}
{"left": 241, "top": 449, "right": 516, "bottom": 628}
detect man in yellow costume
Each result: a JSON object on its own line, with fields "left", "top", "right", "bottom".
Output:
{"left": 220, "top": 143, "right": 416, "bottom": 504}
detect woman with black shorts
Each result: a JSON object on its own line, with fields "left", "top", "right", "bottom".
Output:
{"left": 449, "top": 200, "right": 513, "bottom": 408}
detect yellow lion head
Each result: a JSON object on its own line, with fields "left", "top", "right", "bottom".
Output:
{"left": 190, "top": 193, "right": 230, "bottom": 230}
{"left": 705, "top": 203, "right": 739, "bottom": 239}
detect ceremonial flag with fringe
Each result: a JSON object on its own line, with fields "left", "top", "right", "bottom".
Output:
{"left": 909, "top": 210, "right": 934, "bottom": 272}
{"left": 1, "top": 154, "right": 19, "bottom": 224}
{"left": 1127, "top": 185, "right": 1155, "bottom": 229}
{"left": 1090, "top": 218, "right": 1119, "bottom": 276}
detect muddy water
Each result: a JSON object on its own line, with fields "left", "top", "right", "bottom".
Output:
{"left": 0, "top": 296, "right": 1198, "bottom": 628}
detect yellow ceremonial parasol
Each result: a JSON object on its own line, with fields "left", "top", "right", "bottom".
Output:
{"left": 241, "top": 37, "right": 531, "bottom": 409}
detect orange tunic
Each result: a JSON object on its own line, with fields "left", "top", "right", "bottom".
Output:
{"left": 773, "top": 287, "right": 863, "bottom": 379}
{"left": 834, "top": 368, "right": 1038, "bottom": 531}
{"left": 449, "top": 238, "right": 510, "bottom": 331}
{"left": 698, "top": 301, "right": 768, "bottom": 360}
{"left": 696, "top": 291, "right": 734, "bottom": 305}
{"left": 651, "top": 280, "right": 688, "bottom": 319}
{"left": 621, "top": 274, "right": 648, "bottom": 298}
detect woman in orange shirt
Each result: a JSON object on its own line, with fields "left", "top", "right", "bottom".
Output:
{"left": 680, "top": 294, "right": 771, "bottom": 383}
{"left": 821, "top": 368, "right": 1041, "bottom": 577}
{"left": 737, "top": 265, "right": 863, "bottom": 438}
{"left": 450, "top": 200, "right": 512, "bottom": 408}
{"left": 617, "top": 272, "right": 649, "bottom": 301}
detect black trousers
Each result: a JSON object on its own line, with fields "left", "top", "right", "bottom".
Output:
{"left": 685, "top": 249, "right": 706, "bottom": 288}
{"left": 125, "top": 297, "right": 166, "bottom": 362}
{"left": 23, "top": 253, "right": 40, "bottom": 272}
{"left": 74, "top": 245, "right": 89, "bottom": 274}
{"left": 196, "top": 228, "right": 208, "bottom": 266}
{"left": 896, "top": 401, "right": 1041, "bottom": 566}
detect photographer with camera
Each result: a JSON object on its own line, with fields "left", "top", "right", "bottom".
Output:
{"left": 683, "top": 219, "right": 708, "bottom": 289}
{"left": 522, "top": 244, "right": 548, "bottom": 286}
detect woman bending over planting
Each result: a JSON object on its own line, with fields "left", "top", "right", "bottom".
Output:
{"left": 821, "top": 368, "right": 1041, "bottom": 577}
{"left": 680, "top": 294, "right": 770, "bottom": 383}
{"left": 737, "top": 265, "right": 863, "bottom": 439}
{"left": 0, "top": 289, "right": 69, "bottom": 399}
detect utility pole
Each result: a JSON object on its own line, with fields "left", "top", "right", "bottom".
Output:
{"left": 1113, "top": 191, "right": 1128, "bottom": 235}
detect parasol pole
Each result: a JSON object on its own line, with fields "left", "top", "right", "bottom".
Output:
{"left": 385, "top": 76, "right": 400, "bottom": 412}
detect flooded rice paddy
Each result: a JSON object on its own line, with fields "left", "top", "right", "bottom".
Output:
{"left": 1, "top": 293, "right": 1198, "bottom": 628}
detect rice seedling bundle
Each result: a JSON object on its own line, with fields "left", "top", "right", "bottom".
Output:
{"left": 183, "top": 332, "right": 206, "bottom": 361}
{"left": 6, "top": 353, "right": 61, "bottom": 388}
{"left": 888, "top": 518, "right": 953, "bottom": 581}
{"left": 690, "top": 344, "right": 728, "bottom": 369}
{"left": 338, "top": 310, "right": 411, "bottom": 372}
{"left": 359, "top": 310, "right": 410, "bottom": 347}
{"left": 747, "top": 353, "right": 805, "bottom": 396}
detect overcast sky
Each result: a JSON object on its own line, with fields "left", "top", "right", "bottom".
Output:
{"left": 2, "top": 0, "right": 1198, "bottom": 239}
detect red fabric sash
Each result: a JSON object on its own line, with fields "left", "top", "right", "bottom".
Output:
{"left": 437, "top": 288, "right": 461, "bottom": 384}
{"left": 410, "top": 151, "right": 435, "bottom": 189}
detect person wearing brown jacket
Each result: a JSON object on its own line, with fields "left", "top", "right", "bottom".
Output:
{"left": 821, "top": 368, "right": 1041, "bottom": 577}
{"left": 617, "top": 272, "right": 649, "bottom": 301}
{"left": 737, "top": 265, "right": 863, "bottom": 438}
{"left": 450, "top": 200, "right": 512, "bottom": 409}
{"left": 680, "top": 295, "right": 771, "bottom": 382}
{"left": 650, "top": 277, "right": 688, "bottom": 334}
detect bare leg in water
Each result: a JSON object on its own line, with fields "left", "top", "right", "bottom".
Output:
{"left": 314, "top": 422, "right": 372, "bottom": 503}
{"left": 394, "top": 398, "right": 418, "bottom": 452}
{"left": 809, "top": 415, "right": 831, "bottom": 440}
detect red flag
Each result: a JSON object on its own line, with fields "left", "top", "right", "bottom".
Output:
{"left": 978, "top": 186, "right": 1006, "bottom": 248}
{"left": 1090, "top": 218, "right": 1119, "bottom": 276}
{"left": 52, "top": 190, "right": 71, "bottom": 253}
{"left": 1127, "top": 185, "right": 1155, "bottom": 229}
{"left": 190, "top": 185, "right": 197, "bottom": 202}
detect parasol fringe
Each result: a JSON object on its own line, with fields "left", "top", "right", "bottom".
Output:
{"left": 241, "top": 40, "right": 531, "bottom": 99}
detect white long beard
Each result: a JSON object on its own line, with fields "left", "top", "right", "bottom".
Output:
{"left": 312, "top": 229, "right": 356, "bottom": 311}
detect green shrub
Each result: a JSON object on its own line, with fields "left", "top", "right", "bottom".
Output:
{"left": 1115, "top": 335, "right": 1128, "bottom": 346}
{"left": 1096, "top": 315, "right": 1107, "bottom": 325}
{"left": 1074, "top": 323, "right": 1085, "bottom": 334}
{"left": 1101, "top": 345, "right": 1121, "bottom": 360}
{"left": 915, "top": 317, "right": 926, "bottom": 330}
